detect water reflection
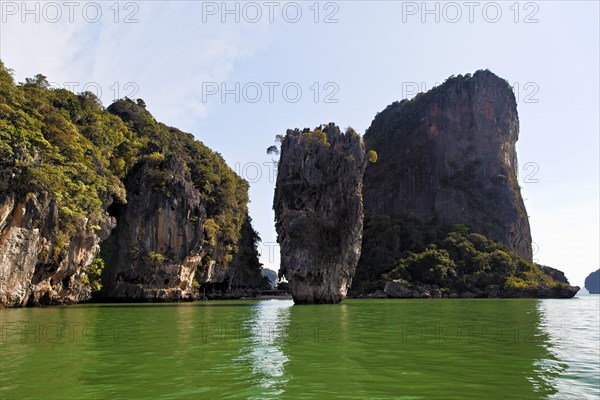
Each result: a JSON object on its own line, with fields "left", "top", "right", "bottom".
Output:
{"left": 537, "top": 296, "right": 600, "bottom": 399}
{"left": 175, "top": 304, "right": 195, "bottom": 346}
{"left": 236, "top": 300, "right": 293, "bottom": 398}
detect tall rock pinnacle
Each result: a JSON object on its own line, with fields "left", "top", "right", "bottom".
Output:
{"left": 274, "top": 124, "right": 367, "bottom": 304}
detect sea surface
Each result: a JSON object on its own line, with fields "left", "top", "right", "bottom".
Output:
{"left": 1, "top": 296, "right": 598, "bottom": 399}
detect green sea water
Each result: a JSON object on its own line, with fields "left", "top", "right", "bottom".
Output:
{"left": 1, "top": 296, "right": 598, "bottom": 399}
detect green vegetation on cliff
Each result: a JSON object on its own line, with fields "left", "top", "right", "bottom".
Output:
{"left": 351, "top": 213, "right": 440, "bottom": 294}
{"left": 351, "top": 213, "right": 574, "bottom": 297}
{"left": 106, "top": 98, "right": 250, "bottom": 266}
{"left": 0, "top": 65, "right": 127, "bottom": 253}
{"left": 387, "top": 227, "right": 570, "bottom": 296}
{"left": 0, "top": 61, "right": 257, "bottom": 290}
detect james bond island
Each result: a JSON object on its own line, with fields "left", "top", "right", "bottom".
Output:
{"left": 0, "top": 63, "right": 579, "bottom": 308}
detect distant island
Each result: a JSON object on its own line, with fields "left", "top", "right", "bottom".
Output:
{"left": 585, "top": 269, "right": 600, "bottom": 294}
{"left": 0, "top": 62, "right": 579, "bottom": 307}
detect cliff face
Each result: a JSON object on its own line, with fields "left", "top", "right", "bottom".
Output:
{"left": 105, "top": 99, "right": 266, "bottom": 300}
{"left": 352, "top": 70, "right": 577, "bottom": 298}
{"left": 100, "top": 156, "right": 205, "bottom": 301}
{"left": 274, "top": 124, "right": 366, "bottom": 304}
{"left": 0, "top": 63, "right": 265, "bottom": 307}
{"left": 197, "top": 215, "right": 270, "bottom": 299}
{"left": 363, "top": 70, "right": 532, "bottom": 261}
{"left": 0, "top": 192, "right": 114, "bottom": 306}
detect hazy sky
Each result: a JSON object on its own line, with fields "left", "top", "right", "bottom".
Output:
{"left": 1, "top": 1, "right": 598, "bottom": 286}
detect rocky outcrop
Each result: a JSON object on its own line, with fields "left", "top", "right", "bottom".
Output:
{"left": 195, "top": 214, "right": 270, "bottom": 299}
{"left": 363, "top": 70, "right": 532, "bottom": 260}
{"left": 384, "top": 280, "right": 432, "bottom": 299}
{"left": 274, "top": 124, "right": 367, "bottom": 304}
{"left": 500, "top": 282, "right": 580, "bottom": 298}
{"left": 383, "top": 279, "right": 579, "bottom": 299}
{"left": 0, "top": 192, "right": 114, "bottom": 306}
{"left": 539, "top": 265, "right": 570, "bottom": 284}
{"left": 100, "top": 156, "right": 205, "bottom": 301}
{"left": 585, "top": 269, "right": 600, "bottom": 294}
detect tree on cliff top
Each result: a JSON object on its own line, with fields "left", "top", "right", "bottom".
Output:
{"left": 266, "top": 127, "right": 378, "bottom": 163}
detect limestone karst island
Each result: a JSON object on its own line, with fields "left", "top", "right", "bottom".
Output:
{"left": 0, "top": 66, "right": 579, "bottom": 306}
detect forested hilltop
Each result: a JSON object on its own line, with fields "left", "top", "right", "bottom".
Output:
{"left": 0, "top": 61, "right": 268, "bottom": 307}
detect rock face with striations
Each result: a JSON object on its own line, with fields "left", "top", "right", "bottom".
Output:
{"left": 100, "top": 156, "right": 206, "bottom": 301}
{"left": 363, "top": 70, "right": 532, "bottom": 261}
{"left": 0, "top": 192, "right": 114, "bottom": 306}
{"left": 274, "top": 124, "right": 367, "bottom": 304}
{"left": 0, "top": 172, "right": 116, "bottom": 307}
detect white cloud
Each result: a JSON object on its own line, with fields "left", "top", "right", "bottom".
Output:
{"left": 1, "top": 1, "right": 269, "bottom": 131}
